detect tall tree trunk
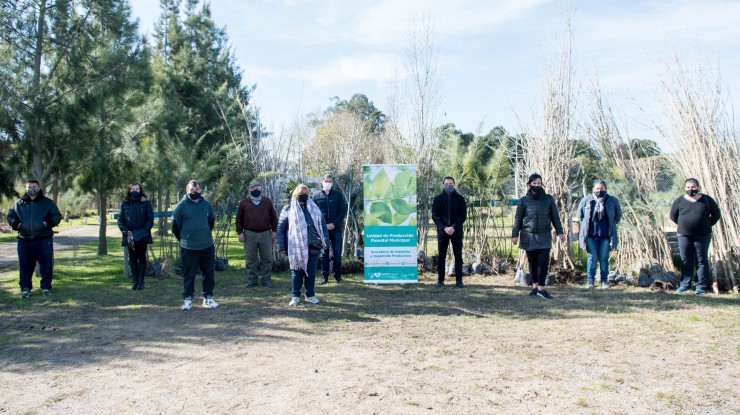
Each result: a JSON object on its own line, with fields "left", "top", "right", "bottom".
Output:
{"left": 157, "top": 187, "right": 164, "bottom": 235}
{"left": 31, "top": 0, "right": 48, "bottom": 181}
{"left": 97, "top": 190, "right": 108, "bottom": 255}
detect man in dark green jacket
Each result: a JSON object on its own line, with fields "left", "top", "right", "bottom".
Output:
{"left": 172, "top": 179, "right": 218, "bottom": 310}
{"left": 7, "top": 179, "right": 62, "bottom": 298}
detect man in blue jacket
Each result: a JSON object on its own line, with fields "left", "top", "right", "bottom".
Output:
{"left": 7, "top": 179, "right": 62, "bottom": 298}
{"left": 577, "top": 179, "right": 622, "bottom": 289}
{"left": 172, "top": 180, "right": 219, "bottom": 310}
{"left": 312, "top": 174, "right": 348, "bottom": 284}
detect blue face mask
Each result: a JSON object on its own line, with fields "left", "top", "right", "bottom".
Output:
{"left": 130, "top": 191, "right": 140, "bottom": 199}
{"left": 444, "top": 184, "right": 454, "bottom": 193}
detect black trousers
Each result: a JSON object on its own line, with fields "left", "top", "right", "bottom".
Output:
{"left": 437, "top": 232, "right": 463, "bottom": 282}
{"left": 128, "top": 243, "right": 147, "bottom": 273}
{"left": 181, "top": 245, "right": 215, "bottom": 299}
{"left": 18, "top": 238, "right": 54, "bottom": 290}
{"left": 678, "top": 234, "right": 712, "bottom": 290}
{"left": 526, "top": 249, "right": 550, "bottom": 287}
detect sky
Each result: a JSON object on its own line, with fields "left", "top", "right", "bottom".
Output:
{"left": 127, "top": 0, "right": 740, "bottom": 143}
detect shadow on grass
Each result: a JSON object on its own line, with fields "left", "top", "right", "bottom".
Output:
{"left": 0, "top": 236, "right": 737, "bottom": 373}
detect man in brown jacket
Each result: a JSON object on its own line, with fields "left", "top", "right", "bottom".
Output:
{"left": 236, "top": 181, "right": 278, "bottom": 288}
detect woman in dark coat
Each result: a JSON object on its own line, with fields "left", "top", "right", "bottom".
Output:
{"left": 117, "top": 182, "right": 154, "bottom": 290}
{"left": 511, "top": 173, "right": 565, "bottom": 300}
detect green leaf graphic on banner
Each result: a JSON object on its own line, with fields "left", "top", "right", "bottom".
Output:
{"left": 392, "top": 169, "right": 412, "bottom": 196}
{"left": 369, "top": 201, "right": 392, "bottom": 223}
{"left": 372, "top": 168, "right": 390, "bottom": 199}
{"left": 391, "top": 198, "right": 413, "bottom": 215}
{"left": 392, "top": 213, "right": 409, "bottom": 225}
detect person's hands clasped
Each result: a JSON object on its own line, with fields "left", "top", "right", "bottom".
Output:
{"left": 444, "top": 226, "right": 455, "bottom": 236}
{"left": 327, "top": 223, "right": 335, "bottom": 231}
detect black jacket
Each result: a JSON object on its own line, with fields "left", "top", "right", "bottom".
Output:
{"left": 669, "top": 194, "right": 721, "bottom": 236}
{"left": 7, "top": 192, "right": 62, "bottom": 240}
{"left": 512, "top": 194, "right": 564, "bottom": 238}
{"left": 117, "top": 197, "right": 154, "bottom": 246}
{"left": 312, "top": 189, "right": 348, "bottom": 229}
{"left": 432, "top": 190, "right": 467, "bottom": 234}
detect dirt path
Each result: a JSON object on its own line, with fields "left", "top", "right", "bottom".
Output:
{"left": 0, "top": 223, "right": 120, "bottom": 270}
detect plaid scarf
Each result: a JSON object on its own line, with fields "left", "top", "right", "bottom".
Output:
{"left": 287, "top": 199, "right": 325, "bottom": 271}
{"left": 592, "top": 195, "right": 606, "bottom": 221}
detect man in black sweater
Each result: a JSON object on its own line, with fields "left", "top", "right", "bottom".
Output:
{"left": 431, "top": 176, "right": 467, "bottom": 288}
{"left": 669, "top": 178, "right": 721, "bottom": 294}
{"left": 7, "top": 179, "right": 62, "bottom": 298}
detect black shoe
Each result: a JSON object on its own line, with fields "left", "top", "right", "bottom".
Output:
{"left": 319, "top": 277, "right": 329, "bottom": 285}
{"left": 131, "top": 280, "right": 138, "bottom": 290}
{"left": 245, "top": 283, "right": 257, "bottom": 288}
{"left": 536, "top": 290, "right": 553, "bottom": 300}
{"left": 136, "top": 278, "right": 145, "bottom": 290}
{"left": 335, "top": 277, "right": 343, "bottom": 283}
{"left": 435, "top": 282, "right": 444, "bottom": 288}
{"left": 529, "top": 288, "right": 538, "bottom": 296}
{"left": 262, "top": 282, "right": 273, "bottom": 288}
{"left": 455, "top": 282, "right": 464, "bottom": 288}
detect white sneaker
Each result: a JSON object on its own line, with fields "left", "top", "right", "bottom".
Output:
{"left": 181, "top": 297, "right": 193, "bottom": 311}
{"left": 601, "top": 282, "right": 610, "bottom": 289}
{"left": 288, "top": 297, "right": 300, "bottom": 306}
{"left": 586, "top": 282, "right": 595, "bottom": 289}
{"left": 305, "top": 295, "right": 320, "bottom": 304}
{"left": 203, "top": 296, "right": 219, "bottom": 308}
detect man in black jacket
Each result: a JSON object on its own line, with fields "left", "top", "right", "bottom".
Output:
{"left": 431, "top": 176, "right": 467, "bottom": 288}
{"left": 312, "top": 174, "right": 348, "bottom": 284}
{"left": 7, "top": 179, "right": 62, "bottom": 298}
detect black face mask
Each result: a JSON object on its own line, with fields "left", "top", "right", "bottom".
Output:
{"left": 298, "top": 194, "right": 308, "bottom": 203}
{"left": 129, "top": 191, "right": 140, "bottom": 199}
{"left": 530, "top": 185, "right": 543, "bottom": 193}
{"left": 594, "top": 190, "right": 606, "bottom": 198}
{"left": 250, "top": 189, "right": 261, "bottom": 198}
{"left": 27, "top": 188, "right": 40, "bottom": 197}
{"left": 686, "top": 189, "right": 699, "bottom": 197}
{"left": 189, "top": 191, "right": 201, "bottom": 200}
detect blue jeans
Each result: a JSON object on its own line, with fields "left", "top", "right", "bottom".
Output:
{"left": 586, "top": 237, "right": 610, "bottom": 284}
{"left": 18, "top": 238, "right": 54, "bottom": 290}
{"left": 321, "top": 228, "right": 343, "bottom": 279}
{"left": 678, "top": 234, "right": 711, "bottom": 290}
{"left": 291, "top": 253, "right": 319, "bottom": 297}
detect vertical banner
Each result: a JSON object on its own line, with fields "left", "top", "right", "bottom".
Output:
{"left": 363, "top": 164, "right": 418, "bottom": 284}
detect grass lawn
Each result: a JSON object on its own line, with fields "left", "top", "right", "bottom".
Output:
{"left": 0, "top": 234, "right": 738, "bottom": 414}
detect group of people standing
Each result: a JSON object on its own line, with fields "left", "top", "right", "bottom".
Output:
{"left": 6, "top": 172, "right": 721, "bottom": 305}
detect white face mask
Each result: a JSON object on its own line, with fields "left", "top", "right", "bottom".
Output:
{"left": 322, "top": 182, "right": 332, "bottom": 191}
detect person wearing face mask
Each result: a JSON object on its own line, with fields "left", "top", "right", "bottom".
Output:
{"left": 577, "top": 179, "right": 622, "bottom": 289}
{"left": 172, "top": 179, "right": 219, "bottom": 310}
{"left": 236, "top": 181, "right": 278, "bottom": 288}
{"left": 7, "top": 179, "right": 62, "bottom": 298}
{"left": 277, "top": 184, "right": 329, "bottom": 306}
{"left": 117, "top": 182, "right": 154, "bottom": 290}
{"left": 511, "top": 173, "right": 565, "bottom": 300}
{"left": 670, "top": 178, "right": 721, "bottom": 295}
{"left": 431, "top": 176, "right": 467, "bottom": 288}
{"left": 312, "top": 174, "right": 348, "bottom": 284}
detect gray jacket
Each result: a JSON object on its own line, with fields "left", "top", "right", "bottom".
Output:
{"left": 512, "top": 194, "right": 563, "bottom": 251}
{"left": 172, "top": 195, "right": 215, "bottom": 250}
{"left": 577, "top": 193, "right": 622, "bottom": 249}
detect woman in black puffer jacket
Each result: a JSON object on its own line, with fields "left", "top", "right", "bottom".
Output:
{"left": 117, "top": 182, "right": 154, "bottom": 290}
{"left": 511, "top": 173, "right": 565, "bottom": 300}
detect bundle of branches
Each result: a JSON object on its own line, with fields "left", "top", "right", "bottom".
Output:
{"left": 657, "top": 60, "right": 740, "bottom": 293}
{"left": 514, "top": 14, "right": 578, "bottom": 269}
{"left": 586, "top": 81, "right": 674, "bottom": 273}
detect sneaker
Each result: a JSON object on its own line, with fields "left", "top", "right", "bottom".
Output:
{"left": 288, "top": 297, "right": 300, "bottom": 306}
{"left": 42, "top": 289, "right": 51, "bottom": 297}
{"left": 586, "top": 282, "right": 595, "bottom": 289}
{"left": 335, "top": 277, "right": 343, "bottom": 283}
{"left": 21, "top": 289, "right": 31, "bottom": 298}
{"left": 601, "top": 282, "right": 610, "bottom": 289}
{"left": 529, "top": 287, "right": 538, "bottom": 296}
{"left": 262, "top": 282, "right": 273, "bottom": 288}
{"left": 695, "top": 288, "right": 705, "bottom": 295}
{"left": 203, "top": 296, "right": 219, "bottom": 308}
{"left": 244, "top": 283, "right": 257, "bottom": 288}
{"left": 455, "top": 282, "right": 464, "bottom": 288}
{"left": 677, "top": 286, "right": 690, "bottom": 293}
{"left": 181, "top": 297, "right": 193, "bottom": 311}
{"left": 435, "top": 282, "right": 444, "bottom": 288}
{"left": 536, "top": 290, "right": 553, "bottom": 300}
{"left": 305, "top": 295, "right": 320, "bottom": 304}
{"left": 318, "top": 277, "right": 329, "bottom": 285}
